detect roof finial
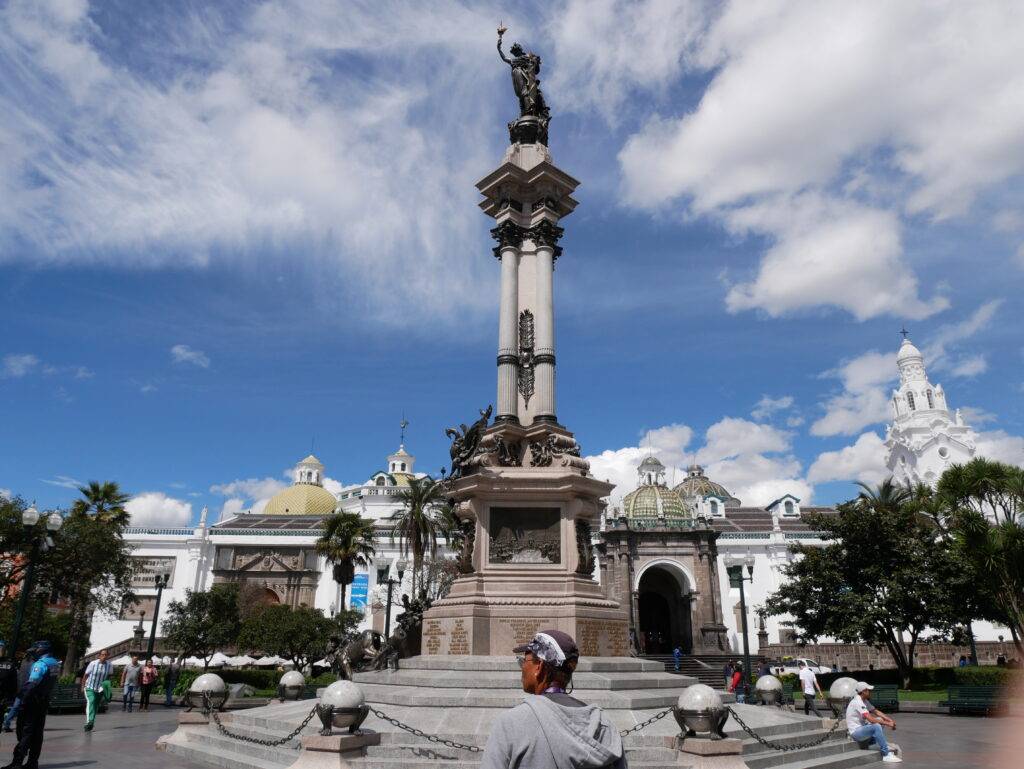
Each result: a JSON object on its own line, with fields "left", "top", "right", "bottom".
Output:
{"left": 899, "top": 326, "right": 910, "bottom": 341}
{"left": 400, "top": 413, "right": 409, "bottom": 446}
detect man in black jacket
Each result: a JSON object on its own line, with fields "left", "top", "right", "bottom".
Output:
{"left": 0, "top": 642, "right": 16, "bottom": 732}
{"left": 2, "top": 641, "right": 60, "bottom": 769}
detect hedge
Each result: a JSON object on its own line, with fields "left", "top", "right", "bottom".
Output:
{"left": 173, "top": 668, "right": 338, "bottom": 695}
{"left": 812, "top": 665, "right": 1018, "bottom": 690}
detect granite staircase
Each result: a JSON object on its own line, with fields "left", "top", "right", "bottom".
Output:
{"left": 159, "top": 656, "right": 882, "bottom": 769}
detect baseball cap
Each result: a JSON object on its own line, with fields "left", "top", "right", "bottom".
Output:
{"left": 513, "top": 630, "right": 579, "bottom": 669}
{"left": 856, "top": 681, "right": 874, "bottom": 693}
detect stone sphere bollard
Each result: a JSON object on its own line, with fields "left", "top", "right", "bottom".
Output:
{"left": 755, "top": 674, "right": 783, "bottom": 705}
{"left": 317, "top": 680, "right": 369, "bottom": 735}
{"left": 672, "top": 684, "right": 729, "bottom": 740}
{"left": 189, "top": 672, "right": 228, "bottom": 711}
{"left": 278, "top": 670, "right": 305, "bottom": 701}
{"left": 827, "top": 676, "right": 859, "bottom": 715}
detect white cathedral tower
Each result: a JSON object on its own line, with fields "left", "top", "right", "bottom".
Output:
{"left": 884, "top": 333, "right": 977, "bottom": 487}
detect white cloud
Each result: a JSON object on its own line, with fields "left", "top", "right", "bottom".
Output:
{"left": 547, "top": 0, "right": 708, "bottom": 120}
{"left": 950, "top": 355, "right": 988, "bottom": 378}
{"left": 125, "top": 492, "right": 192, "bottom": 527}
{"left": 975, "top": 430, "right": 1024, "bottom": 468}
{"left": 807, "top": 432, "right": 889, "bottom": 485}
{"left": 0, "top": 488, "right": 11, "bottom": 500}
{"left": 73, "top": 366, "right": 94, "bottom": 379}
{"left": 2, "top": 354, "right": 39, "bottom": 378}
{"left": 210, "top": 476, "right": 287, "bottom": 501}
{"left": 751, "top": 395, "right": 794, "bottom": 421}
{"left": 219, "top": 498, "right": 246, "bottom": 521}
{"left": 40, "top": 474, "right": 83, "bottom": 489}
{"left": 617, "top": 1, "right": 1024, "bottom": 319}
{"left": 587, "top": 417, "right": 810, "bottom": 508}
{"left": 322, "top": 477, "right": 343, "bottom": 496}
{"left": 811, "top": 351, "right": 896, "bottom": 437}
{"left": 959, "top": 406, "right": 997, "bottom": 426}
{"left": 170, "top": 344, "right": 210, "bottom": 368}
{"left": 0, "top": 0, "right": 499, "bottom": 324}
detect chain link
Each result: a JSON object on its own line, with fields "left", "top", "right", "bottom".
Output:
{"left": 619, "top": 706, "right": 673, "bottom": 738}
{"left": 725, "top": 706, "right": 843, "bottom": 752}
{"left": 205, "top": 693, "right": 319, "bottom": 749}
{"left": 369, "top": 706, "right": 484, "bottom": 753}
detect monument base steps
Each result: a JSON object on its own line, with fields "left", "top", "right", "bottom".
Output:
{"left": 159, "top": 657, "right": 880, "bottom": 769}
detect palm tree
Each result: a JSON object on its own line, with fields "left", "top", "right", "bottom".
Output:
{"left": 854, "top": 478, "right": 911, "bottom": 512}
{"left": 315, "top": 510, "right": 376, "bottom": 611}
{"left": 392, "top": 477, "right": 449, "bottom": 597}
{"left": 72, "top": 481, "right": 130, "bottom": 526}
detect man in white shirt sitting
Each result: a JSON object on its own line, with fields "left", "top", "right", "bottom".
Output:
{"left": 845, "top": 682, "right": 901, "bottom": 763}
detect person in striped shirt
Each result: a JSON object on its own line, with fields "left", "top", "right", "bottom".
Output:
{"left": 81, "top": 650, "right": 111, "bottom": 732}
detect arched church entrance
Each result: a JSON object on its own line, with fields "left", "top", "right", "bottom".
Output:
{"left": 637, "top": 564, "right": 693, "bottom": 655}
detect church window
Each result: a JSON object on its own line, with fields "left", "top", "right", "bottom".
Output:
{"left": 401, "top": 462, "right": 406, "bottom": 472}
{"left": 784, "top": 500, "right": 795, "bottom": 516}
{"left": 938, "top": 446, "right": 949, "bottom": 458}
{"left": 907, "top": 392, "right": 916, "bottom": 410}
{"left": 376, "top": 476, "right": 386, "bottom": 486}
{"left": 709, "top": 500, "right": 719, "bottom": 516}
{"left": 926, "top": 390, "right": 934, "bottom": 408}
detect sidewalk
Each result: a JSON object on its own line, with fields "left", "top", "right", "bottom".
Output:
{"left": 0, "top": 705, "right": 207, "bottom": 769}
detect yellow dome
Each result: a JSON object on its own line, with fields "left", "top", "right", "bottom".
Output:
{"left": 262, "top": 483, "right": 338, "bottom": 516}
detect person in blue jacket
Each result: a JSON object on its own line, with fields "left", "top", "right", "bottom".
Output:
{"left": 2, "top": 641, "right": 59, "bottom": 769}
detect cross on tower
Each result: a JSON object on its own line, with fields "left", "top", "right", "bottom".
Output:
{"left": 899, "top": 326, "right": 910, "bottom": 340}
{"left": 400, "top": 415, "right": 409, "bottom": 445}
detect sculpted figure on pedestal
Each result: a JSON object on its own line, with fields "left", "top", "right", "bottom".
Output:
{"left": 444, "top": 405, "right": 493, "bottom": 479}
{"left": 497, "top": 25, "right": 551, "bottom": 145}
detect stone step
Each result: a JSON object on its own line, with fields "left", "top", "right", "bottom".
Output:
{"left": 766, "top": 749, "right": 882, "bottom": 769}
{"left": 163, "top": 733, "right": 286, "bottom": 769}
{"left": 186, "top": 729, "right": 301, "bottom": 766}
{"left": 745, "top": 739, "right": 864, "bottom": 769}
{"left": 357, "top": 682, "right": 683, "bottom": 709}
{"left": 352, "top": 669, "right": 692, "bottom": 690}
{"left": 741, "top": 727, "right": 849, "bottom": 754}
{"left": 397, "top": 655, "right": 665, "bottom": 673}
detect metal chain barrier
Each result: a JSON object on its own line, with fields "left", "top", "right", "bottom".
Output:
{"left": 204, "top": 693, "right": 319, "bottom": 749}
{"left": 369, "top": 706, "right": 484, "bottom": 753}
{"left": 619, "top": 706, "right": 673, "bottom": 738}
{"left": 725, "top": 706, "right": 843, "bottom": 752}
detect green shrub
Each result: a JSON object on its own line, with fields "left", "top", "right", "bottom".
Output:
{"left": 815, "top": 665, "right": 1018, "bottom": 690}
{"left": 172, "top": 667, "right": 337, "bottom": 695}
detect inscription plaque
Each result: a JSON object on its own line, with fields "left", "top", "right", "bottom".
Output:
{"left": 489, "top": 507, "right": 561, "bottom": 564}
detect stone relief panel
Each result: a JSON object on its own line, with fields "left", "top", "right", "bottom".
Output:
{"left": 488, "top": 507, "right": 561, "bottom": 564}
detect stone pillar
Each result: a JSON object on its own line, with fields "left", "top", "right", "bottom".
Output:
{"left": 496, "top": 242, "right": 520, "bottom": 424}
{"left": 531, "top": 219, "right": 562, "bottom": 424}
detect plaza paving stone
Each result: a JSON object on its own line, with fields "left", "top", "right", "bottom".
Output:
{"left": 0, "top": 706, "right": 207, "bottom": 769}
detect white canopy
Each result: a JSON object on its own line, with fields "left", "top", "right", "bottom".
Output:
{"left": 255, "top": 655, "right": 286, "bottom": 666}
{"left": 110, "top": 654, "right": 133, "bottom": 666}
{"left": 227, "top": 654, "right": 256, "bottom": 667}
{"left": 207, "top": 652, "right": 230, "bottom": 667}
{"left": 183, "top": 656, "right": 206, "bottom": 668}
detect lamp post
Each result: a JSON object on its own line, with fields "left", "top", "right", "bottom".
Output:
{"left": 383, "top": 559, "right": 406, "bottom": 641}
{"left": 726, "top": 555, "right": 755, "bottom": 701}
{"left": 8, "top": 506, "right": 62, "bottom": 660}
{"left": 147, "top": 573, "right": 171, "bottom": 661}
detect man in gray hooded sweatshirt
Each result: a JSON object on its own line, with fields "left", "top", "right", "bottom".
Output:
{"left": 481, "top": 630, "right": 627, "bottom": 769}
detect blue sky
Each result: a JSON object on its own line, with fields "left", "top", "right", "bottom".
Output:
{"left": 2, "top": 0, "right": 1023, "bottom": 526}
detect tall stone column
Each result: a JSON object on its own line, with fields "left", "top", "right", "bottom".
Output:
{"left": 492, "top": 221, "right": 522, "bottom": 424}
{"left": 531, "top": 219, "right": 563, "bottom": 424}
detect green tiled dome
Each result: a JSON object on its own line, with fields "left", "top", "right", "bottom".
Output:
{"left": 622, "top": 484, "right": 691, "bottom": 519}
{"left": 673, "top": 465, "right": 740, "bottom": 506}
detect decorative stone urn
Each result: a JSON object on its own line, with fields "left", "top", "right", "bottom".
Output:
{"left": 317, "top": 680, "right": 369, "bottom": 736}
{"left": 755, "top": 674, "right": 783, "bottom": 706}
{"left": 188, "top": 673, "right": 227, "bottom": 712}
{"left": 278, "top": 670, "right": 305, "bottom": 701}
{"left": 673, "top": 684, "right": 729, "bottom": 739}
{"left": 827, "top": 677, "right": 859, "bottom": 715}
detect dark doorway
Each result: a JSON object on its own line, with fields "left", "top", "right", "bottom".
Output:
{"left": 638, "top": 566, "right": 692, "bottom": 654}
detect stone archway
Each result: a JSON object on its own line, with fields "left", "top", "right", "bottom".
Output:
{"left": 637, "top": 563, "right": 693, "bottom": 655}
{"left": 259, "top": 587, "right": 281, "bottom": 606}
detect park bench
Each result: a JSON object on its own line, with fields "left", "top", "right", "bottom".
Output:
{"left": 781, "top": 681, "right": 795, "bottom": 706}
{"left": 940, "top": 685, "right": 1005, "bottom": 715}
{"left": 869, "top": 684, "right": 899, "bottom": 712}
{"left": 48, "top": 684, "right": 107, "bottom": 714}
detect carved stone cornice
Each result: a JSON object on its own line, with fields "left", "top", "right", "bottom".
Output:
{"left": 529, "top": 219, "right": 564, "bottom": 259}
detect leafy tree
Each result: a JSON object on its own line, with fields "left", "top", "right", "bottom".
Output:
{"left": 392, "top": 477, "right": 450, "bottom": 597}
{"left": 315, "top": 511, "right": 376, "bottom": 610}
{"left": 162, "top": 584, "right": 242, "bottom": 668}
{"left": 935, "top": 458, "right": 1024, "bottom": 653}
{"left": 71, "top": 481, "right": 130, "bottom": 526}
{"left": 767, "top": 481, "right": 970, "bottom": 688}
{"left": 238, "top": 605, "right": 339, "bottom": 672}
{"left": 0, "top": 495, "right": 38, "bottom": 606}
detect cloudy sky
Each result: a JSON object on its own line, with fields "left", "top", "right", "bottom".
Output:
{"left": 2, "top": 0, "right": 1023, "bottom": 526}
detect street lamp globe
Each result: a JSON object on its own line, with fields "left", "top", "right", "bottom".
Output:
{"left": 46, "top": 513, "right": 62, "bottom": 532}
{"left": 22, "top": 505, "right": 40, "bottom": 527}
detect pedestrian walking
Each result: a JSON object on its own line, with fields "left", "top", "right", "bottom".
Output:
{"left": 797, "top": 661, "right": 824, "bottom": 717}
{"left": 120, "top": 654, "right": 141, "bottom": 712}
{"left": 1, "top": 640, "right": 60, "bottom": 769}
{"left": 757, "top": 658, "right": 772, "bottom": 678}
{"left": 845, "top": 682, "right": 901, "bottom": 763}
{"left": 1, "top": 657, "right": 32, "bottom": 733}
{"left": 0, "top": 642, "right": 15, "bottom": 735}
{"left": 163, "top": 658, "right": 181, "bottom": 707}
{"left": 672, "top": 646, "right": 682, "bottom": 672}
{"left": 481, "top": 630, "right": 627, "bottom": 769}
{"left": 82, "top": 650, "right": 112, "bottom": 731}
{"left": 729, "top": 662, "right": 744, "bottom": 703}
{"left": 139, "top": 659, "right": 158, "bottom": 711}
{"left": 722, "top": 660, "right": 734, "bottom": 690}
